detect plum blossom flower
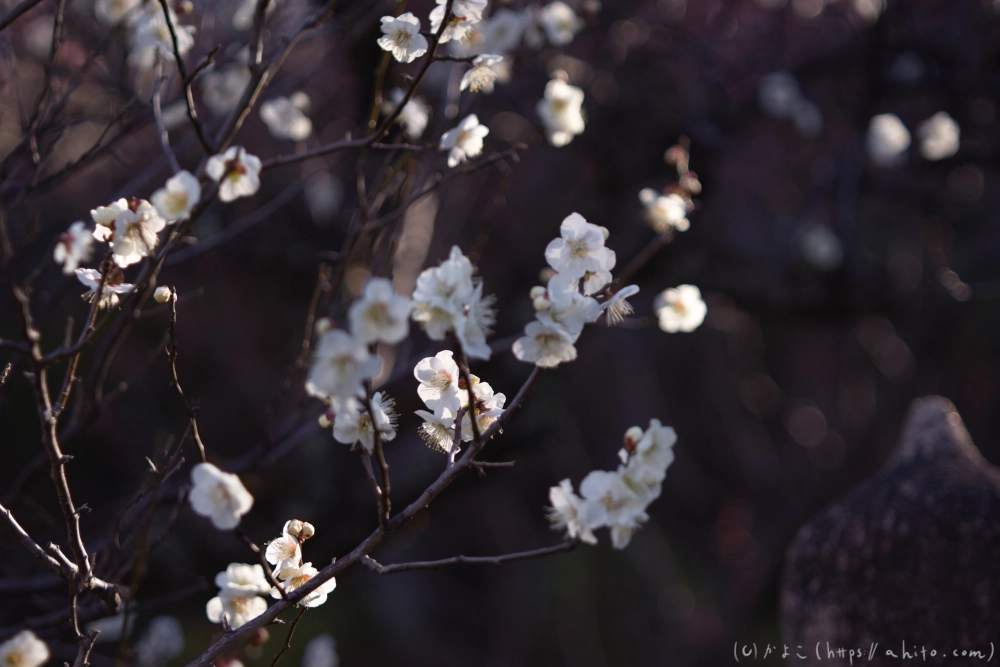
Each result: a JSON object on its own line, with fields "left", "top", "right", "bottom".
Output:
{"left": 206, "top": 563, "right": 270, "bottom": 629}
{"left": 866, "top": 113, "right": 910, "bottom": 167}
{"left": 202, "top": 60, "right": 251, "bottom": 115}
{"left": 54, "top": 221, "right": 94, "bottom": 274}
{"left": 260, "top": 95, "right": 313, "bottom": 141}
{"left": 547, "top": 479, "right": 598, "bottom": 544}
{"left": 153, "top": 286, "right": 172, "bottom": 303}
{"left": 600, "top": 284, "right": 639, "bottom": 326}
{"left": 481, "top": 9, "right": 528, "bottom": 54}
{"left": 0, "top": 631, "right": 49, "bottom": 667}
{"left": 152, "top": 170, "right": 201, "bottom": 222}
{"left": 460, "top": 54, "right": 504, "bottom": 93}
{"left": 533, "top": 279, "right": 600, "bottom": 338}
{"left": 512, "top": 320, "right": 578, "bottom": 368}
{"left": 95, "top": 0, "right": 141, "bottom": 24}
{"left": 348, "top": 277, "right": 411, "bottom": 344}
{"left": 580, "top": 469, "right": 650, "bottom": 550}
{"left": 264, "top": 522, "right": 304, "bottom": 572}
{"left": 189, "top": 462, "right": 253, "bottom": 530}
{"left": 305, "top": 329, "right": 381, "bottom": 410}
{"left": 624, "top": 419, "right": 676, "bottom": 487}
{"left": 271, "top": 561, "right": 336, "bottom": 607}
{"left": 302, "top": 635, "right": 339, "bottom": 667}
{"left": 639, "top": 188, "right": 690, "bottom": 233}
{"left": 91, "top": 198, "right": 129, "bottom": 235}
{"left": 411, "top": 246, "right": 495, "bottom": 355}
{"left": 414, "top": 350, "right": 465, "bottom": 413}
{"left": 454, "top": 282, "right": 496, "bottom": 360}
{"left": 917, "top": 111, "right": 959, "bottom": 161}
{"left": 544, "top": 213, "right": 615, "bottom": 286}
{"left": 384, "top": 89, "right": 430, "bottom": 140}
{"left": 537, "top": 75, "right": 585, "bottom": 147}
{"left": 332, "top": 392, "right": 397, "bottom": 454}
{"left": 430, "top": 0, "right": 488, "bottom": 43}
{"left": 378, "top": 13, "right": 428, "bottom": 63}
{"left": 654, "top": 284, "right": 706, "bottom": 333}
{"left": 539, "top": 1, "right": 584, "bottom": 45}
{"left": 76, "top": 266, "right": 135, "bottom": 309}
{"left": 206, "top": 146, "right": 262, "bottom": 202}
{"left": 107, "top": 199, "right": 167, "bottom": 268}
{"left": 415, "top": 407, "right": 458, "bottom": 453}
{"left": 129, "top": 5, "right": 195, "bottom": 69}
{"left": 440, "top": 113, "right": 489, "bottom": 168}
{"left": 461, "top": 381, "right": 505, "bottom": 440}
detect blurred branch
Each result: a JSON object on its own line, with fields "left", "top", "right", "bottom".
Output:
{"left": 156, "top": 0, "right": 211, "bottom": 153}
{"left": 0, "top": 0, "right": 44, "bottom": 32}
{"left": 361, "top": 542, "right": 577, "bottom": 574}
{"left": 166, "top": 289, "right": 208, "bottom": 463}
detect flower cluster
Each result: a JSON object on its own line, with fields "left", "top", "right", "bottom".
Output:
{"left": 91, "top": 197, "right": 168, "bottom": 268}
{"left": 411, "top": 246, "right": 496, "bottom": 360}
{"left": 206, "top": 563, "right": 270, "bottom": 629}
{"left": 326, "top": 391, "right": 398, "bottom": 455}
{"left": 547, "top": 420, "right": 676, "bottom": 549}
{"left": 638, "top": 141, "right": 700, "bottom": 235}
{"left": 189, "top": 462, "right": 254, "bottom": 530}
{"left": 412, "top": 350, "right": 506, "bottom": 455}
{"left": 265, "top": 520, "right": 336, "bottom": 607}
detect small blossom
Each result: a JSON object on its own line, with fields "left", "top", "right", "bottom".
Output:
{"left": 189, "top": 462, "right": 254, "bottom": 530}
{"left": 214, "top": 563, "right": 271, "bottom": 598}
{"left": 0, "top": 631, "right": 49, "bottom": 667}
{"left": 440, "top": 113, "right": 490, "bottom": 168}
{"left": 461, "top": 382, "right": 505, "bottom": 440}
{"left": 95, "top": 0, "right": 141, "bottom": 24}
{"left": 600, "top": 285, "right": 639, "bottom": 326}
{"left": 260, "top": 96, "right": 313, "bottom": 141}
{"left": 460, "top": 54, "right": 504, "bottom": 93}
{"left": 75, "top": 266, "right": 135, "bottom": 309}
{"left": 481, "top": 9, "right": 528, "bottom": 54}
{"left": 866, "top": 113, "right": 910, "bottom": 167}
{"left": 302, "top": 634, "right": 339, "bottom": 667}
{"left": 202, "top": 61, "right": 251, "bottom": 115}
{"left": 547, "top": 479, "right": 598, "bottom": 544}
{"left": 454, "top": 282, "right": 496, "bottom": 360}
{"left": 206, "top": 592, "right": 267, "bottom": 630}
{"left": 537, "top": 75, "right": 585, "bottom": 147}
{"left": 639, "top": 188, "right": 690, "bottom": 233}
{"left": 152, "top": 170, "right": 201, "bottom": 222}
{"left": 411, "top": 246, "right": 477, "bottom": 339}
{"left": 264, "top": 522, "right": 303, "bottom": 570}
{"left": 348, "top": 277, "right": 412, "bottom": 344}
{"left": 332, "top": 392, "right": 397, "bottom": 454}
{"left": 129, "top": 5, "right": 195, "bottom": 69}
{"left": 384, "top": 89, "right": 430, "bottom": 140}
{"left": 535, "top": 278, "right": 600, "bottom": 337}
{"left": 153, "top": 286, "right": 172, "bottom": 303}
{"left": 654, "top": 285, "right": 706, "bottom": 333}
{"left": 512, "top": 320, "right": 578, "bottom": 368}
{"left": 232, "top": 0, "right": 275, "bottom": 30}
{"left": 135, "top": 616, "right": 185, "bottom": 667}
{"left": 54, "top": 221, "right": 94, "bottom": 274}
{"left": 206, "top": 146, "right": 262, "bottom": 202}
{"left": 539, "top": 1, "right": 584, "bottom": 45}
{"left": 625, "top": 419, "right": 677, "bottom": 487}
{"left": 917, "top": 111, "right": 959, "bottom": 161}
{"left": 414, "top": 350, "right": 465, "bottom": 413}
{"left": 579, "top": 469, "right": 650, "bottom": 550}
{"left": 270, "top": 562, "right": 336, "bottom": 608}
{"left": 305, "top": 329, "right": 381, "bottom": 410}
{"left": 109, "top": 198, "right": 166, "bottom": 268}
{"left": 429, "top": 0, "right": 488, "bottom": 43}
{"left": 415, "top": 407, "right": 458, "bottom": 453}
{"left": 378, "top": 12, "right": 428, "bottom": 63}
{"left": 544, "top": 212, "right": 616, "bottom": 284}
{"left": 91, "top": 198, "right": 129, "bottom": 235}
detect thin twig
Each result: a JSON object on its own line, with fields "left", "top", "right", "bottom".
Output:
{"left": 155, "top": 0, "right": 211, "bottom": 153}
{"left": 361, "top": 541, "right": 577, "bottom": 574}
{"left": 268, "top": 607, "right": 306, "bottom": 667}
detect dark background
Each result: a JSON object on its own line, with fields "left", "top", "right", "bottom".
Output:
{"left": 2, "top": 0, "right": 999, "bottom": 665}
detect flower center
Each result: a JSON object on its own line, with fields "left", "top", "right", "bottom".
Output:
{"left": 567, "top": 239, "right": 588, "bottom": 257}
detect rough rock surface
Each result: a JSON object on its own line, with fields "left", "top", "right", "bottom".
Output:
{"left": 780, "top": 396, "right": 1000, "bottom": 665}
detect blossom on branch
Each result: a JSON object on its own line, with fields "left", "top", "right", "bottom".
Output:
{"left": 481, "top": 9, "right": 528, "bottom": 54}
{"left": 152, "top": 170, "right": 201, "bottom": 222}
{"left": 440, "top": 114, "right": 490, "bottom": 168}
{"left": 306, "top": 329, "right": 381, "bottom": 411}
{"left": 54, "top": 221, "right": 94, "bottom": 274}
{"left": 414, "top": 350, "right": 466, "bottom": 413}
{"left": 384, "top": 89, "right": 430, "bottom": 140}
{"left": 271, "top": 561, "right": 336, "bottom": 608}
{"left": 206, "top": 563, "right": 270, "bottom": 629}
{"left": 461, "top": 381, "right": 505, "bottom": 440}
{"left": 415, "top": 407, "right": 459, "bottom": 453}
{"left": 95, "top": 0, "right": 141, "bottom": 24}
{"left": 600, "top": 285, "right": 639, "bottom": 326}
{"left": 547, "top": 479, "right": 598, "bottom": 544}
{"left": 537, "top": 75, "right": 585, "bottom": 147}
{"left": 512, "top": 320, "right": 578, "bottom": 368}
{"left": 377, "top": 13, "right": 428, "bottom": 63}
{"left": 639, "top": 188, "right": 690, "bottom": 233}
{"left": 75, "top": 266, "right": 135, "bottom": 309}
{"left": 348, "top": 277, "right": 412, "bottom": 344}
{"left": 206, "top": 146, "right": 262, "bottom": 203}
{"left": 544, "top": 213, "right": 615, "bottom": 291}
{"left": 332, "top": 392, "right": 398, "bottom": 454}
{"left": 460, "top": 54, "right": 504, "bottom": 93}
{"left": 430, "top": 0, "right": 488, "bottom": 43}
{"left": 189, "top": 462, "right": 254, "bottom": 530}
{"left": 129, "top": 4, "right": 195, "bottom": 69}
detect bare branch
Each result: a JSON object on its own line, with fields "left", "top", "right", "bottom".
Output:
{"left": 361, "top": 542, "right": 577, "bottom": 575}
{"left": 268, "top": 607, "right": 306, "bottom": 667}
{"left": 0, "top": 502, "right": 65, "bottom": 576}
{"left": 155, "top": 0, "right": 211, "bottom": 153}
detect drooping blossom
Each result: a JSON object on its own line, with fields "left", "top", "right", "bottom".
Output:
{"left": 600, "top": 284, "right": 639, "bottom": 326}
{"left": 415, "top": 407, "right": 458, "bottom": 453}
{"left": 332, "top": 392, "right": 397, "bottom": 455}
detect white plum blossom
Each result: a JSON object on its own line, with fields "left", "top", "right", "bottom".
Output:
{"left": 461, "top": 381, "right": 505, "bottom": 440}
{"left": 537, "top": 75, "right": 585, "bottom": 147}
{"left": 260, "top": 95, "right": 313, "bottom": 141}
{"left": 271, "top": 561, "right": 336, "bottom": 608}
{"left": 481, "top": 9, "right": 528, "bottom": 54}
{"left": 539, "top": 1, "right": 584, "bottom": 45}
{"left": 547, "top": 479, "right": 597, "bottom": 544}
{"left": 95, "top": 0, "right": 141, "bottom": 24}
{"left": 625, "top": 419, "right": 676, "bottom": 487}
{"left": 206, "top": 146, "right": 262, "bottom": 202}
{"left": 135, "top": 616, "right": 185, "bottom": 667}
{"left": 654, "top": 284, "right": 707, "bottom": 333}
{"left": 302, "top": 634, "right": 339, "bottom": 667}
{"left": 534, "top": 278, "right": 600, "bottom": 337}
{"left": 0, "top": 631, "right": 49, "bottom": 667}
{"left": 866, "top": 113, "right": 910, "bottom": 167}
{"left": 232, "top": 0, "right": 276, "bottom": 30}
{"left": 91, "top": 198, "right": 129, "bottom": 234}
{"left": 384, "top": 88, "right": 430, "bottom": 140}
{"left": 414, "top": 350, "right": 465, "bottom": 413}
{"left": 264, "top": 521, "right": 304, "bottom": 571}
{"left": 440, "top": 113, "right": 489, "bottom": 168}
{"left": 411, "top": 246, "right": 495, "bottom": 355}
{"left": 430, "top": 0, "right": 488, "bottom": 43}
{"left": 460, "top": 54, "right": 504, "bottom": 93}
{"left": 580, "top": 469, "right": 650, "bottom": 550}
{"left": 305, "top": 329, "right": 381, "bottom": 410}
{"left": 544, "top": 213, "right": 615, "bottom": 288}
{"left": 108, "top": 199, "right": 167, "bottom": 268}
{"left": 201, "top": 61, "right": 251, "bottom": 115}
{"left": 512, "top": 320, "right": 578, "bottom": 368}
{"left": 189, "top": 462, "right": 254, "bottom": 530}
{"left": 600, "top": 284, "right": 639, "bottom": 326}
{"left": 917, "top": 111, "right": 959, "bottom": 161}
{"left": 639, "top": 188, "right": 690, "bottom": 233}
{"left": 415, "top": 407, "right": 458, "bottom": 453}
{"left": 206, "top": 563, "right": 270, "bottom": 629}
{"left": 129, "top": 5, "right": 195, "bottom": 69}
{"left": 377, "top": 13, "right": 428, "bottom": 63}
{"left": 54, "top": 221, "right": 94, "bottom": 274}
{"left": 332, "top": 392, "right": 397, "bottom": 455}
{"left": 454, "top": 282, "right": 496, "bottom": 360}
{"left": 152, "top": 170, "right": 201, "bottom": 222}
{"left": 75, "top": 266, "right": 135, "bottom": 309}
{"left": 348, "top": 277, "right": 412, "bottom": 344}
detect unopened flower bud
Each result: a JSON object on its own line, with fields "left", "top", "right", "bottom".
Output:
{"left": 300, "top": 522, "right": 315, "bottom": 540}
{"left": 154, "top": 286, "right": 172, "bottom": 303}
{"left": 286, "top": 519, "right": 304, "bottom": 537}
{"left": 315, "top": 317, "right": 333, "bottom": 335}
{"left": 318, "top": 412, "right": 333, "bottom": 428}
{"left": 623, "top": 425, "right": 643, "bottom": 453}
{"left": 529, "top": 286, "right": 547, "bottom": 300}
{"left": 175, "top": 0, "right": 193, "bottom": 14}
{"left": 599, "top": 226, "right": 610, "bottom": 240}
{"left": 680, "top": 172, "right": 701, "bottom": 195}
{"left": 533, "top": 296, "right": 551, "bottom": 311}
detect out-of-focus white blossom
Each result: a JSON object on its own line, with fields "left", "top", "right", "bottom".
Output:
{"left": 866, "top": 113, "right": 910, "bottom": 167}
{"left": 624, "top": 419, "right": 676, "bottom": 487}
{"left": 481, "top": 9, "right": 527, "bottom": 54}
{"left": 539, "top": 1, "right": 584, "bottom": 45}
{"left": 189, "top": 462, "right": 253, "bottom": 530}
{"left": 547, "top": 479, "right": 598, "bottom": 544}
{"left": 86, "top": 612, "right": 134, "bottom": 642}
{"left": 232, "top": 0, "right": 276, "bottom": 30}
{"left": 135, "top": 616, "right": 184, "bottom": 667}
{"left": 537, "top": 75, "right": 585, "bottom": 147}
{"left": 206, "top": 146, "right": 262, "bottom": 202}
{"left": 152, "top": 170, "right": 201, "bottom": 222}
{"left": 305, "top": 329, "right": 381, "bottom": 411}
{"left": 460, "top": 54, "right": 504, "bottom": 93}
{"left": 378, "top": 13, "right": 428, "bottom": 63}
{"left": 91, "top": 198, "right": 129, "bottom": 233}
{"left": 799, "top": 223, "right": 843, "bottom": 272}
{"left": 153, "top": 286, "right": 172, "bottom": 303}
{"left": 129, "top": 5, "right": 195, "bottom": 69}
{"left": 270, "top": 562, "right": 336, "bottom": 608}
{"left": 348, "top": 277, "right": 411, "bottom": 344}
{"left": 440, "top": 113, "right": 490, "bottom": 168}
{"left": 384, "top": 89, "right": 430, "bottom": 140}
{"left": 302, "top": 634, "right": 339, "bottom": 667}
{"left": 654, "top": 285, "right": 706, "bottom": 333}
{"left": 512, "top": 320, "right": 578, "bottom": 367}
{"left": 600, "top": 284, "right": 639, "bottom": 326}
{"left": 544, "top": 212, "right": 615, "bottom": 290}
{"left": 414, "top": 350, "right": 465, "bottom": 413}
{"left": 0, "top": 631, "right": 49, "bottom": 667}
{"left": 201, "top": 61, "right": 251, "bottom": 115}
{"left": 54, "top": 221, "right": 94, "bottom": 274}
{"left": 792, "top": 99, "right": 823, "bottom": 138}
{"left": 917, "top": 111, "right": 959, "bottom": 161}
{"left": 75, "top": 266, "right": 135, "bottom": 309}
{"left": 260, "top": 95, "right": 313, "bottom": 141}
{"left": 758, "top": 71, "right": 800, "bottom": 119}
{"left": 454, "top": 282, "right": 496, "bottom": 360}
{"left": 206, "top": 563, "right": 270, "bottom": 629}
{"left": 430, "top": 0, "right": 488, "bottom": 43}
{"left": 639, "top": 188, "right": 690, "bottom": 233}
{"left": 332, "top": 392, "right": 397, "bottom": 454}
{"left": 95, "top": 0, "right": 141, "bottom": 24}
{"left": 580, "top": 469, "right": 650, "bottom": 550}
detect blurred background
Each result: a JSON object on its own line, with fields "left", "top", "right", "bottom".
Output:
{"left": 2, "top": 0, "right": 1000, "bottom": 665}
